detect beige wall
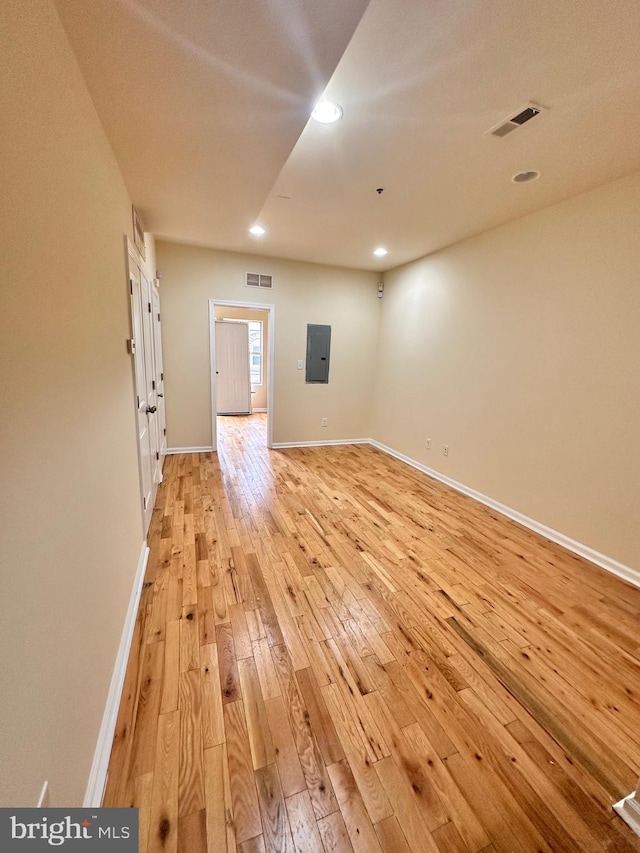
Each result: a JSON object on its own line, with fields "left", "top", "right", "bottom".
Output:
{"left": 373, "top": 172, "right": 640, "bottom": 571}
{"left": 156, "top": 242, "right": 380, "bottom": 447}
{"left": 0, "top": 0, "right": 142, "bottom": 805}
{"left": 214, "top": 306, "right": 270, "bottom": 410}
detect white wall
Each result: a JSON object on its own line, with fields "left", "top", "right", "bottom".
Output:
{"left": 372, "top": 172, "right": 640, "bottom": 573}
{"left": 156, "top": 242, "right": 380, "bottom": 447}
{"left": 0, "top": 0, "right": 142, "bottom": 805}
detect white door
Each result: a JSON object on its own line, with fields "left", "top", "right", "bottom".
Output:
{"left": 129, "top": 260, "right": 153, "bottom": 531}
{"left": 141, "top": 268, "right": 160, "bottom": 494}
{"left": 152, "top": 282, "right": 166, "bottom": 463}
{"left": 215, "top": 320, "right": 251, "bottom": 414}
{"left": 129, "top": 250, "right": 161, "bottom": 533}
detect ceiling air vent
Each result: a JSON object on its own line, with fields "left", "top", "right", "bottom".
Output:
{"left": 245, "top": 272, "right": 273, "bottom": 289}
{"left": 487, "top": 103, "right": 543, "bottom": 138}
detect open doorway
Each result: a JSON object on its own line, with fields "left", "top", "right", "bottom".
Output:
{"left": 208, "top": 299, "right": 274, "bottom": 452}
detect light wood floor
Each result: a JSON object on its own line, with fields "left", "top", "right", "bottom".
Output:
{"left": 104, "top": 413, "right": 640, "bottom": 852}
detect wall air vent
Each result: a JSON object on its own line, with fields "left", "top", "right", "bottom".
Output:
{"left": 245, "top": 272, "right": 273, "bottom": 289}
{"left": 487, "top": 103, "right": 543, "bottom": 138}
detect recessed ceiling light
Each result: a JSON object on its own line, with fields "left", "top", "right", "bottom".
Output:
{"left": 249, "top": 224, "right": 266, "bottom": 237}
{"left": 512, "top": 170, "right": 540, "bottom": 184}
{"left": 311, "top": 101, "right": 343, "bottom": 124}
{"left": 373, "top": 247, "right": 388, "bottom": 257}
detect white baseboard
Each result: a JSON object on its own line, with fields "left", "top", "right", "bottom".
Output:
{"left": 272, "top": 438, "right": 369, "bottom": 449}
{"left": 83, "top": 541, "right": 150, "bottom": 807}
{"left": 368, "top": 439, "right": 640, "bottom": 589}
{"left": 37, "top": 780, "right": 50, "bottom": 808}
{"left": 614, "top": 791, "right": 640, "bottom": 837}
{"left": 165, "top": 446, "right": 214, "bottom": 455}
{"left": 252, "top": 408, "right": 268, "bottom": 413}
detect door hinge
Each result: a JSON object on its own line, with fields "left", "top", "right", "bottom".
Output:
{"left": 152, "top": 379, "right": 156, "bottom": 390}
{"left": 148, "top": 302, "right": 152, "bottom": 313}
{"left": 143, "top": 496, "right": 147, "bottom": 510}
{"left": 129, "top": 278, "right": 133, "bottom": 295}
{"left": 161, "top": 372, "right": 164, "bottom": 381}
{"left": 126, "top": 339, "right": 136, "bottom": 354}
{"left": 157, "top": 312, "right": 161, "bottom": 322}
{"left": 136, "top": 394, "right": 140, "bottom": 408}
{"left": 163, "top": 427, "right": 167, "bottom": 436}
{"left": 156, "top": 451, "right": 160, "bottom": 461}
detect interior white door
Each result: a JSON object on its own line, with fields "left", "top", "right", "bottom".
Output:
{"left": 215, "top": 320, "right": 251, "bottom": 414}
{"left": 129, "top": 259, "right": 154, "bottom": 532}
{"left": 141, "top": 267, "right": 160, "bottom": 493}
{"left": 152, "top": 282, "right": 166, "bottom": 462}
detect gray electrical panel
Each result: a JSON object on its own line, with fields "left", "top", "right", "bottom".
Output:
{"left": 305, "top": 324, "right": 331, "bottom": 383}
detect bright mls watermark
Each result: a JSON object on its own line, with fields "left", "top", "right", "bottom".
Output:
{"left": 0, "top": 809, "right": 138, "bottom": 850}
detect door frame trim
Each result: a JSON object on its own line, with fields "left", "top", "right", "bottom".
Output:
{"left": 208, "top": 299, "right": 275, "bottom": 451}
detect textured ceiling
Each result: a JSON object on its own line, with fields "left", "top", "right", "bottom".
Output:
{"left": 56, "top": 0, "right": 640, "bottom": 271}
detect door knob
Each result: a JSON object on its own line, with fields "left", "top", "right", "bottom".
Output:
{"left": 146, "top": 405, "right": 157, "bottom": 414}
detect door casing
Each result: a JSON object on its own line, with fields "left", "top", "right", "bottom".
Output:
{"left": 208, "top": 299, "right": 275, "bottom": 452}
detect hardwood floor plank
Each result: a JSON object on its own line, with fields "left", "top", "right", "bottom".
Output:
{"left": 264, "top": 695, "right": 306, "bottom": 799}
{"left": 204, "top": 744, "right": 230, "bottom": 853}
{"left": 229, "top": 602, "right": 253, "bottom": 661}
{"left": 198, "top": 585, "right": 215, "bottom": 647}
{"left": 295, "top": 667, "right": 345, "bottom": 766}
{"left": 148, "top": 709, "right": 180, "bottom": 853}
{"left": 147, "top": 571, "right": 169, "bottom": 644}
{"left": 321, "top": 683, "right": 392, "bottom": 824}
{"left": 316, "top": 811, "right": 354, "bottom": 853}
{"left": 238, "top": 657, "right": 276, "bottom": 770}
{"left": 129, "top": 640, "right": 165, "bottom": 778}
{"left": 223, "top": 699, "right": 262, "bottom": 844}
{"left": 133, "top": 771, "right": 154, "bottom": 853}
{"left": 178, "top": 669, "right": 205, "bottom": 818}
{"left": 441, "top": 752, "right": 529, "bottom": 853}
{"left": 103, "top": 590, "right": 151, "bottom": 805}
{"left": 180, "top": 604, "right": 200, "bottom": 673}
{"left": 161, "top": 619, "right": 180, "bottom": 714}
{"left": 373, "top": 755, "right": 439, "bottom": 853}
{"left": 178, "top": 809, "right": 207, "bottom": 853}
{"left": 252, "top": 638, "right": 281, "bottom": 700}
{"left": 327, "top": 759, "right": 384, "bottom": 853}
{"left": 255, "top": 764, "right": 295, "bottom": 853}
{"left": 374, "top": 815, "right": 412, "bottom": 853}
{"left": 217, "top": 623, "right": 242, "bottom": 704}
{"left": 432, "top": 820, "right": 472, "bottom": 853}
{"left": 363, "top": 690, "right": 448, "bottom": 832}
{"left": 285, "top": 789, "right": 324, "bottom": 853}
{"left": 401, "top": 721, "right": 489, "bottom": 851}
{"left": 270, "top": 644, "right": 339, "bottom": 819}
{"left": 200, "top": 643, "right": 225, "bottom": 749}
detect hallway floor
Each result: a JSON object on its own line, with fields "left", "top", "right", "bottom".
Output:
{"left": 104, "top": 413, "right": 640, "bottom": 852}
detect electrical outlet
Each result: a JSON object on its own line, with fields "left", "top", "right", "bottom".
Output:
{"left": 297, "top": 359, "right": 303, "bottom": 370}
{"left": 443, "top": 445, "right": 449, "bottom": 456}
{"left": 425, "top": 438, "right": 431, "bottom": 449}
{"left": 321, "top": 418, "right": 328, "bottom": 427}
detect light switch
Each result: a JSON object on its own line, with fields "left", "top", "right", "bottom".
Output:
{"left": 297, "top": 359, "right": 304, "bottom": 370}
